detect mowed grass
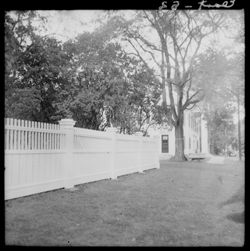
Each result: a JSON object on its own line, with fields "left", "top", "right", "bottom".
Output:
{"left": 5, "top": 159, "right": 244, "bottom": 246}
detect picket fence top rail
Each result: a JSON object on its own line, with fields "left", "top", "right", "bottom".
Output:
{"left": 5, "top": 118, "right": 60, "bottom": 130}
{"left": 5, "top": 149, "right": 65, "bottom": 154}
{"left": 5, "top": 118, "right": 157, "bottom": 141}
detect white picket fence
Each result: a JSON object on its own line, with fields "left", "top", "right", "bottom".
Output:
{"left": 4, "top": 118, "right": 160, "bottom": 200}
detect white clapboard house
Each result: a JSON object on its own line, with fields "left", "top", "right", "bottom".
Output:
{"left": 148, "top": 107, "right": 209, "bottom": 159}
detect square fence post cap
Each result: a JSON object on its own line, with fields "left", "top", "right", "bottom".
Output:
{"left": 59, "top": 118, "right": 76, "bottom": 127}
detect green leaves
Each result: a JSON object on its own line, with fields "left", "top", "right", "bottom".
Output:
{"left": 55, "top": 25, "right": 161, "bottom": 132}
{"left": 5, "top": 12, "right": 71, "bottom": 122}
{"left": 5, "top": 11, "right": 161, "bottom": 133}
{"left": 205, "top": 105, "right": 237, "bottom": 155}
{"left": 5, "top": 87, "right": 42, "bottom": 120}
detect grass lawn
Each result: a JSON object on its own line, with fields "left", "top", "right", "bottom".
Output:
{"left": 5, "top": 158, "right": 244, "bottom": 246}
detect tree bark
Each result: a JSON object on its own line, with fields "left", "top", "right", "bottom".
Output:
{"left": 174, "top": 117, "right": 187, "bottom": 161}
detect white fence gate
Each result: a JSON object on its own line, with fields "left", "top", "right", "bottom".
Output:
{"left": 5, "top": 118, "right": 160, "bottom": 200}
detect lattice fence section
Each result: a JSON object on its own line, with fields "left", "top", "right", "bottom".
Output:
{"left": 5, "top": 118, "right": 63, "bottom": 151}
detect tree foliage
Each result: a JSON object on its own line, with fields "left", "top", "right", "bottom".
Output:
{"left": 112, "top": 10, "right": 225, "bottom": 159}
{"left": 55, "top": 29, "right": 161, "bottom": 132}
{"left": 205, "top": 105, "right": 237, "bottom": 155}
{"left": 193, "top": 47, "right": 244, "bottom": 156}
{"left": 5, "top": 18, "right": 71, "bottom": 122}
{"left": 5, "top": 11, "right": 162, "bottom": 134}
{"left": 5, "top": 9, "right": 243, "bottom": 155}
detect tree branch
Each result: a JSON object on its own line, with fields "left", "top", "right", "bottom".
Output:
{"left": 183, "top": 89, "right": 203, "bottom": 110}
{"left": 132, "top": 36, "right": 161, "bottom": 68}
{"left": 126, "top": 39, "right": 152, "bottom": 72}
{"left": 185, "top": 102, "right": 197, "bottom": 110}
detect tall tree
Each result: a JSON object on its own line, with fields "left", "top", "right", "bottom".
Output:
{"left": 193, "top": 48, "right": 244, "bottom": 158}
{"left": 204, "top": 104, "right": 237, "bottom": 155}
{"left": 55, "top": 27, "right": 161, "bottom": 132}
{"left": 4, "top": 11, "right": 71, "bottom": 122}
{"left": 223, "top": 54, "right": 244, "bottom": 159}
{"left": 5, "top": 33, "right": 71, "bottom": 122}
{"left": 115, "top": 10, "right": 225, "bottom": 160}
{"left": 5, "top": 11, "right": 162, "bottom": 132}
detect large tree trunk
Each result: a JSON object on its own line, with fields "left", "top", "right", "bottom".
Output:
{"left": 174, "top": 119, "right": 187, "bottom": 161}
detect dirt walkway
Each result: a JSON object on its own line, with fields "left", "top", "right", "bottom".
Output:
{"left": 5, "top": 159, "right": 244, "bottom": 246}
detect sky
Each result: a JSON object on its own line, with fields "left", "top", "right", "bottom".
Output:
{"left": 35, "top": 10, "right": 244, "bottom": 77}
{"left": 36, "top": 10, "right": 244, "bottom": 52}
{"left": 36, "top": 10, "right": 104, "bottom": 41}
{"left": 6, "top": 9, "right": 243, "bottom": 54}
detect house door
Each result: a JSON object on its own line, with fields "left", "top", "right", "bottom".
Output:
{"left": 162, "top": 135, "right": 169, "bottom": 153}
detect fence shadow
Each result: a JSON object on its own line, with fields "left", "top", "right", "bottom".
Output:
{"left": 226, "top": 211, "right": 244, "bottom": 224}
{"left": 218, "top": 185, "right": 244, "bottom": 209}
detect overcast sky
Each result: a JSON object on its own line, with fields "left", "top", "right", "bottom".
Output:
{"left": 37, "top": 10, "right": 104, "bottom": 41}
{"left": 36, "top": 10, "right": 244, "bottom": 55}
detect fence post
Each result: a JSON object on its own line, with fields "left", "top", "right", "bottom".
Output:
{"left": 135, "top": 132, "right": 144, "bottom": 173}
{"left": 106, "top": 127, "right": 117, "bottom": 179}
{"left": 59, "top": 118, "right": 76, "bottom": 189}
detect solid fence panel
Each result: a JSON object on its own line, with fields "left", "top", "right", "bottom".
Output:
{"left": 5, "top": 118, "right": 160, "bottom": 200}
{"left": 71, "top": 127, "right": 113, "bottom": 186}
{"left": 114, "top": 135, "right": 140, "bottom": 177}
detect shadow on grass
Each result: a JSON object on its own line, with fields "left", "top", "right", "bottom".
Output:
{"left": 219, "top": 185, "right": 244, "bottom": 224}
{"left": 226, "top": 211, "right": 244, "bottom": 224}
{"left": 219, "top": 185, "right": 244, "bottom": 208}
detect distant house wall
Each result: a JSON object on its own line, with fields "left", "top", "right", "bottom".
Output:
{"left": 148, "top": 109, "right": 209, "bottom": 159}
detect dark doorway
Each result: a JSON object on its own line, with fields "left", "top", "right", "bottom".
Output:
{"left": 162, "top": 135, "right": 169, "bottom": 153}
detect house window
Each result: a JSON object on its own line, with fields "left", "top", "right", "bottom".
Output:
{"left": 162, "top": 135, "right": 169, "bottom": 153}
